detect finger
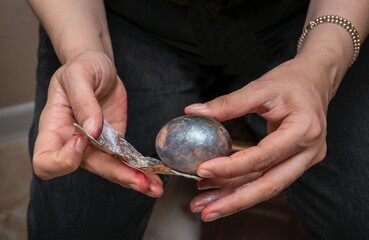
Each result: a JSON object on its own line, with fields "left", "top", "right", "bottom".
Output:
{"left": 198, "top": 151, "right": 308, "bottom": 222}
{"left": 197, "top": 172, "right": 262, "bottom": 190}
{"left": 190, "top": 188, "right": 233, "bottom": 213}
{"left": 82, "top": 148, "right": 164, "bottom": 198}
{"left": 197, "top": 114, "right": 311, "bottom": 179}
{"left": 33, "top": 133, "right": 89, "bottom": 179}
{"left": 185, "top": 82, "right": 272, "bottom": 122}
{"left": 99, "top": 78, "right": 128, "bottom": 135}
{"left": 144, "top": 172, "right": 165, "bottom": 198}
{"left": 192, "top": 173, "right": 262, "bottom": 212}
{"left": 54, "top": 66, "right": 104, "bottom": 138}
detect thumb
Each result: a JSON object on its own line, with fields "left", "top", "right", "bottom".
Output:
{"left": 58, "top": 67, "right": 104, "bottom": 138}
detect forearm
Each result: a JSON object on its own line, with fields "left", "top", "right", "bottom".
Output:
{"left": 27, "top": 0, "right": 113, "bottom": 64}
{"left": 296, "top": 0, "right": 369, "bottom": 99}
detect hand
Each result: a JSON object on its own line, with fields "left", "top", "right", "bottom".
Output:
{"left": 185, "top": 56, "right": 331, "bottom": 221}
{"left": 33, "top": 50, "right": 163, "bottom": 198}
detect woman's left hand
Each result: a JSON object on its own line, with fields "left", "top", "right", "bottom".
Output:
{"left": 185, "top": 55, "right": 333, "bottom": 222}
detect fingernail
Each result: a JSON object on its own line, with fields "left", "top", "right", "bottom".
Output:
{"left": 197, "top": 185, "right": 210, "bottom": 190}
{"left": 198, "top": 169, "right": 214, "bottom": 178}
{"left": 75, "top": 136, "right": 88, "bottom": 154}
{"left": 193, "top": 194, "right": 217, "bottom": 207}
{"left": 193, "top": 206, "right": 204, "bottom": 213}
{"left": 197, "top": 179, "right": 210, "bottom": 190}
{"left": 82, "top": 119, "right": 96, "bottom": 134}
{"left": 204, "top": 213, "right": 221, "bottom": 222}
{"left": 129, "top": 183, "right": 140, "bottom": 192}
{"left": 197, "top": 184, "right": 214, "bottom": 190}
{"left": 150, "top": 179, "right": 162, "bottom": 187}
{"left": 148, "top": 181, "right": 160, "bottom": 193}
{"left": 187, "top": 103, "right": 206, "bottom": 111}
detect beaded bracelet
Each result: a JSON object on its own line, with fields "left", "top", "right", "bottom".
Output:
{"left": 297, "top": 15, "right": 361, "bottom": 66}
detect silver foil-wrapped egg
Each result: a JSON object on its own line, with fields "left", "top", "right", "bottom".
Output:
{"left": 155, "top": 115, "right": 232, "bottom": 175}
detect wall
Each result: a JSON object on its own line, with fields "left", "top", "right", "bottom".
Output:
{"left": 0, "top": 0, "right": 38, "bottom": 108}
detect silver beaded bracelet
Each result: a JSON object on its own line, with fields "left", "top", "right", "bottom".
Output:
{"left": 297, "top": 15, "right": 361, "bottom": 66}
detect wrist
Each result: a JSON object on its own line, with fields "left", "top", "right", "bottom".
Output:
{"left": 295, "top": 23, "right": 353, "bottom": 99}
{"left": 27, "top": 0, "right": 113, "bottom": 65}
{"left": 55, "top": 28, "right": 113, "bottom": 64}
{"left": 297, "top": 16, "right": 360, "bottom": 67}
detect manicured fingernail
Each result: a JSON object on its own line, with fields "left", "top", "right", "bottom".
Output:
{"left": 204, "top": 213, "right": 221, "bottom": 222}
{"left": 193, "top": 206, "right": 204, "bottom": 213}
{"left": 198, "top": 169, "right": 214, "bottom": 178}
{"left": 75, "top": 136, "right": 88, "bottom": 154}
{"left": 187, "top": 103, "right": 206, "bottom": 111}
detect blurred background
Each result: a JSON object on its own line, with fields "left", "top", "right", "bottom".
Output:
{"left": 0, "top": 0, "right": 37, "bottom": 239}
{"left": 0, "top": 0, "right": 37, "bottom": 108}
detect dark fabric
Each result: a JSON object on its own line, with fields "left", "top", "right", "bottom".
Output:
{"left": 27, "top": 28, "right": 157, "bottom": 240}
{"left": 283, "top": 41, "right": 369, "bottom": 240}
{"left": 28, "top": 0, "right": 369, "bottom": 239}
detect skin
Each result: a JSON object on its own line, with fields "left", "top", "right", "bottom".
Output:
{"left": 27, "top": 0, "right": 369, "bottom": 222}
{"left": 186, "top": 0, "right": 369, "bottom": 222}
{"left": 27, "top": 0, "right": 163, "bottom": 197}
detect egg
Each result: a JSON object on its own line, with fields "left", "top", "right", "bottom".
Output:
{"left": 155, "top": 115, "right": 232, "bottom": 175}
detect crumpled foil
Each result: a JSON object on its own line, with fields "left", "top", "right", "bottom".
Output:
{"left": 74, "top": 120, "right": 201, "bottom": 181}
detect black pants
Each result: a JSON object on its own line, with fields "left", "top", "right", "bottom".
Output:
{"left": 28, "top": 1, "right": 369, "bottom": 239}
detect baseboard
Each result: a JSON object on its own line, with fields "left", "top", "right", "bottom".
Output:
{"left": 0, "top": 102, "right": 34, "bottom": 142}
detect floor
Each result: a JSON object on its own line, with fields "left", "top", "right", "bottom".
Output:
{"left": 0, "top": 137, "right": 31, "bottom": 240}
{"left": 0, "top": 136, "right": 307, "bottom": 240}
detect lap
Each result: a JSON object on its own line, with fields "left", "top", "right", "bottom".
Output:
{"left": 28, "top": 18, "right": 211, "bottom": 240}
{"left": 29, "top": 7, "right": 369, "bottom": 239}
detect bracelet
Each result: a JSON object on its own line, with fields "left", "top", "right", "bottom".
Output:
{"left": 297, "top": 15, "right": 361, "bottom": 66}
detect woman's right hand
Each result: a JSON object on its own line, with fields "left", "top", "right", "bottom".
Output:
{"left": 33, "top": 50, "right": 164, "bottom": 198}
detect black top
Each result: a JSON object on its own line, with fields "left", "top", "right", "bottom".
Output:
{"left": 104, "top": 0, "right": 309, "bottom": 42}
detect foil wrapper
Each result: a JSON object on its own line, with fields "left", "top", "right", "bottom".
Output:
{"left": 74, "top": 120, "right": 201, "bottom": 181}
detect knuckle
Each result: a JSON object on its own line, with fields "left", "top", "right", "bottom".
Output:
{"left": 232, "top": 202, "right": 245, "bottom": 214}
{"left": 33, "top": 166, "right": 51, "bottom": 180}
{"left": 305, "top": 126, "right": 321, "bottom": 142}
{"left": 62, "top": 157, "right": 80, "bottom": 173}
{"left": 32, "top": 157, "right": 52, "bottom": 180}
{"left": 57, "top": 63, "right": 92, "bottom": 94}
{"left": 253, "top": 150, "right": 274, "bottom": 172}
{"left": 66, "top": 61, "right": 91, "bottom": 76}
{"left": 305, "top": 116, "right": 326, "bottom": 143}
{"left": 229, "top": 194, "right": 245, "bottom": 214}
{"left": 227, "top": 192, "right": 249, "bottom": 215}
{"left": 109, "top": 162, "right": 130, "bottom": 186}
{"left": 224, "top": 156, "right": 235, "bottom": 178}
{"left": 316, "top": 143, "right": 327, "bottom": 163}
{"left": 72, "top": 100, "right": 93, "bottom": 119}
{"left": 244, "top": 80, "right": 260, "bottom": 91}
{"left": 214, "top": 94, "right": 232, "bottom": 109}
{"left": 112, "top": 171, "right": 125, "bottom": 185}
{"left": 263, "top": 184, "right": 283, "bottom": 201}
